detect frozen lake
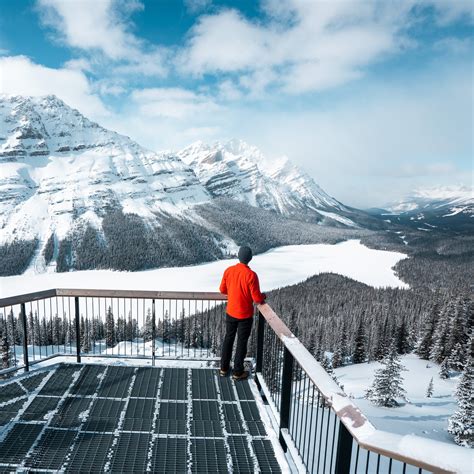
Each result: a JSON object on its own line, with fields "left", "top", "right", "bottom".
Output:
{"left": 0, "top": 239, "right": 408, "bottom": 298}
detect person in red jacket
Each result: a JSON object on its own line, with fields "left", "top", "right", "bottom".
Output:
{"left": 219, "top": 246, "right": 266, "bottom": 380}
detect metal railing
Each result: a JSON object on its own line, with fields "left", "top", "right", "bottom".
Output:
{"left": 254, "top": 304, "right": 470, "bottom": 474}
{"left": 0, "top": 289, "right": 229, "bottom": 374}
{"left": 0, "top": 289, "right": 470, "bottom": 473}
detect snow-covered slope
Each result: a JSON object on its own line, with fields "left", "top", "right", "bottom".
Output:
{"left": 0, "top": 94, "right": 209, "bottom": 244}
{"left": 177, "top": 139, "right": 352, "bottom": 223}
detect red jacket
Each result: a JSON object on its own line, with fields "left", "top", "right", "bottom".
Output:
{"left": 219, "top": 263, "right": 266, "bottom": 319}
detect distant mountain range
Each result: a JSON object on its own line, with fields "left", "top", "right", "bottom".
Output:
{"left": 368, "top": 187, "right": 473, "bottom": 232}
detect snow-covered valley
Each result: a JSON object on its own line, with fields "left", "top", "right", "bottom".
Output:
{"left": 0, "top": 239, "right": 408, "bottom": 298}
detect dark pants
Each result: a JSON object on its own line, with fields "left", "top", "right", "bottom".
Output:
{"left": 220, "top": 314, "right": 253, "bottom": 373}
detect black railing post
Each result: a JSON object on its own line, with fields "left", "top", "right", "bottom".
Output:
{"left": 254, "top": 310, "right": 265, "bottom": 392}
{"left": 152, "top": 299, "right": 156, "bottom": 366}
{"left": 74, "top": 297, "right": 81, "bottom": 363}
{"left": 335, "top": 420, "right": 353, "bottom": 474}
{"left": 20, "top": 303, "right": 29, "bottom": 372}
{"left": 256, "top": 310, "right": 265, "bottom": 373}
{"left": 279, "top": 346, "right": 294, "bottom": 451}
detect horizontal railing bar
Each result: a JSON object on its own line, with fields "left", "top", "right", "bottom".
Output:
{"left": 257, "top": 303, "right": 468, "bottom": 474}
{"left": 55, "top": 288, "right": 227, "bottom": 300}
{"left": 0, "top": 289, "right": 57, "bottom": 308}
{"left": 0, "top": 288, "right": 227, "bottom": 307}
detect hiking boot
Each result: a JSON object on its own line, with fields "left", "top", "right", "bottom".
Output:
{"left": 232, "top": 370, "right": 249, "bottom": 381}
{"left": 219, "top": 369, "right": 228, "bottom": 377}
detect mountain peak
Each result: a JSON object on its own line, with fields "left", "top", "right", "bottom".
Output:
{"left": 177, "top": 139, "right": 344, "bottom": 216}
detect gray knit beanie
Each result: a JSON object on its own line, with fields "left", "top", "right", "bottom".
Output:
{"left": 238, "top": 246, "right": 252, "bottom": 264}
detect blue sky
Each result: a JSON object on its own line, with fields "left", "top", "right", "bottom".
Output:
{"left": 0, "top": 0, "right": 472, "bottom": 207}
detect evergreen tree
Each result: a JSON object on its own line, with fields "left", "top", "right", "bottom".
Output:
{"left": 6, "top": 310, "right": 17, "bottom": 346}
{"left": 1, "top": 320, "right": 13, "bottom": 369}
{"left": 40, "top": 318, "right": 48, "bottom": 346}
{"left": 116, "top": 317, "right": 125, "bottom": 343}
{"left": 448, "top": 352, "right": 473, "bottom": 447}
{"left": 332, "top": 347, "right": 343, "bottom": 368}
{"left": 353, "top": 319, "right": 366, "bottom": 364}
{"left": 53, "top": 315, "right": 62, "bottom": 346}
{"left": 64, "top": 317, "right": 72, "bottom": 345}
{"left": 449, "top": 342, "right": 466, "bottom": 373}
{"left": 426, "top": 377, "right": 434, "bottom": 398}
{"left": 439, "top": 357, "right": 450, "bottom": 379}
{"left": 106, "top": 306, "right": 116, "bottom": 348}
{"left": 321, "top": 355, "right": 332, "bottom": 373}
{"left": 162, "top": 310, "right": 171, "bottom": 343}
{"left": 28, "top": 311, "right": 34, "bottom": 345}
{"left": 430, "top": 302, "right": 454, "bottom": 363}
{"left": 82, "top": 317, "right": 91, "bottom": 353}
{"left": 396, "top": 319, "right": 411, "bottom": 354}
{"left": 446, "top": 298, "right": 470, "bottom": 361}
{"left": 143, "top": 308, "right": 154, "bottom": 341}
{"left": 416, "top": 303, "right": 440, "bottom": 359}
{"left": 34, "top": 312, "right": 41, "bottom": 347}
{"left": 373, "top": 318, "right": 387, "bottom": 361}
{"left": 366, "top": 342, "right": 406, "bottom": 407}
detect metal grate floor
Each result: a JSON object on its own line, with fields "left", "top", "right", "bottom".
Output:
{"left": 0, "top": 363, "right": 286, "bottom": 473}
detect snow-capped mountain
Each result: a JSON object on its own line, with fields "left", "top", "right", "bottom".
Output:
{"left": 387, "top": 186, "right": 473, "bottom": 217}
{"left": 0, "top": 94, "right": 209, "bottom": 244}
{"left": 380, "top": 186, "right": 473, "bottom": 232}
{"left": 177, "top": 139, "right": 350, "bottom": 223}
{"left": 0, "top": 94, "right": 370, "bottom": 275}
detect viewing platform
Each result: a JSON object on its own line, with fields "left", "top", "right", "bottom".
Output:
{"left": 0, "top": 363, "right": 284, "bottom": 472}
{"left": 0, "top": 289, "right": 471, "bottom": 473}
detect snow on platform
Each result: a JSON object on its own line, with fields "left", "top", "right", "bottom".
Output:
{"left": 0, "top": 239, "right": 408, "bottom": 299}
{"left": 0, "top": 363, "right": 288, "bottom": 473}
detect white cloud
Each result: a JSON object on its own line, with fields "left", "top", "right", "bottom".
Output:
{"left": 0, "top": 55, "right": 109, "bottom": 118}
{"left": 184, "top": 0, "right": 212, "bottom": 14}
{"left": 178, "top": 10, "right": 271, "bottom": 75}
{"left": 37, "top": 0, "right": 167, "bottom": 76}
{"left": 131, "top": 87, "right": 220, "bottom": 119}
{"left": 177, "top": 0, "right": 473, "bottom": 95}
{"left": 38, "top": 0, "right": 139, "bottom": 59}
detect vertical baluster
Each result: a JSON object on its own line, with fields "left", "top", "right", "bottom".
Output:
{"left": 152, "top": 299, "right": 156, "bottom": 366}
{"left": 335, "top": 421, "right": 359, "bottom": 474}
{"left": 255, "top": 310, "right": 265, "bottom": 390}
{"left": 279, "top": 346, "right": 294, "bottom": 451}
{"left": 329, "top": 410, "right": 338, "bottom": 473}
{"left": 20, "top": 303, "right": 29, "bottom": 371}
{"left": 75, "top": 296, "right": 81, "bottom": 363}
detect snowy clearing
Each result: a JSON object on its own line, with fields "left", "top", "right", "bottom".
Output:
{"left": 0, "top": 239, "right": 408, "bottom": 298}
{"left": 335, "top": 354, "right": 460, "bottom": 445}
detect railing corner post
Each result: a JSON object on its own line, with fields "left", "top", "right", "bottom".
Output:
{"left": 279, "top": 346, "right": 294, "bottom": 452}
{"left": 335, "top": 420, "right": 353, "bottom": 474}
{"left": 74, "top": 297, "right": 81, "bottom": 363}
{"left": 20, "top": 302, "right": 29, "bottom": 372}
